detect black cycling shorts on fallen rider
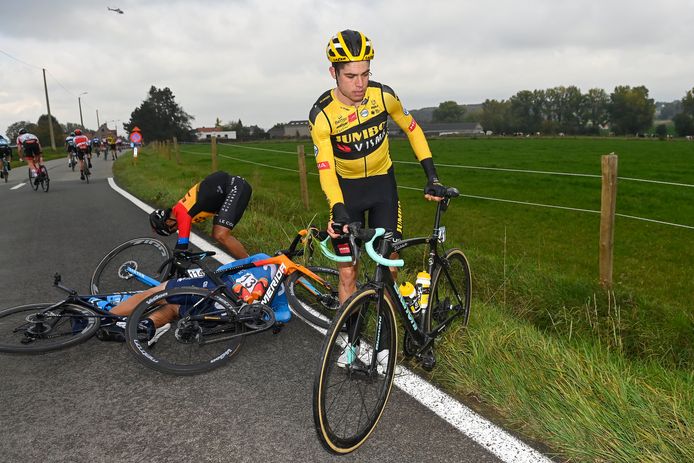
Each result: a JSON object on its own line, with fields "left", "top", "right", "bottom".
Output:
{"left": 332, "top": 167, "right": 402, "bottom": 257}
{"left": 202, "top": 174, "right": 252, "bottom": 230}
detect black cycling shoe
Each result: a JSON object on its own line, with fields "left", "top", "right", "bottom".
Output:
{"left": 96, "top": 325, "right": 126, "bottom": 342}
{"left": 80, "top": 172, "right": 85, "bottom": 180}
{"left": 419, "top": 347, "right": 436, "bottom": 371}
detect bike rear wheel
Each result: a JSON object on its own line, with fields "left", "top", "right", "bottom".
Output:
{"left": 0, "top": 303, "right": 100, "bottom": 353}
{"left": 125, "top": 287, "right": 245, "bottom": 375}
{"left": 39, "top": 166, "right": 49, "bottom": 192}
{"left": 90, "top": 238, "right": 173, "bottom": 294}
{"left": 286, "top": 266, "right": 340, "bottom": 329}
{"left": 313, "top": 288, "right": 397, "bottom": 454}
{"left": 427, "top": 248, "right": 472, "bottom": 334}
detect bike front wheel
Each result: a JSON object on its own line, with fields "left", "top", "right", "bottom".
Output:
{"left": 90, "top": 238, "right": 173, "bottom": 294}
{"left": 427, "top": 248, "right": 472, "bottom": 335}
{"left": 286, "top": 266, "right": 340, "bottom": 329}
{"left": 313, "top": 288, "right": 398, "bottom": 454}
{"left": 125, "top": 287, "right": 245, "bottom": 375}
{"left": 0, "top": 303, "right": 100, "bottom": 353}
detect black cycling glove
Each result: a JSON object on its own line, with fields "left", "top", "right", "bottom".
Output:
{"left": 425, "top": 178, "right": 447, "bottom": 198}
{"left": 331, "top": 203, "right": 350, "bottom": 224}
{"left": 421, "top": 158, "right": 446, "bottom": 198}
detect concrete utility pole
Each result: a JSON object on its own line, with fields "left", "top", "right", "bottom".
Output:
{"left": 78, "top": 92, "right": 88, "bottom": 127}
{"left": 42, "top": 68, "right": 56, "bottom": 149}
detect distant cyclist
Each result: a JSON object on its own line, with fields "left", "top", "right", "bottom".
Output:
{"left": 65, "top": 131, "right": 76, "bottom": 167}
{"left": 72, "top": 129, "right": 92, "bottom": 180}
{"left": 106, "top": 135, "right": 117, "bottom": 160}
{"left": 16, "top": 128, "right": 43, "bottom": 183}
{"left": 91, "top": 137, "right": 101, "bottom": 158}
{"left": 0, "top": 136, "right": 12, "bottom": 180}
{"left": 149, "top": 171, "right": 252, "bottom": 259}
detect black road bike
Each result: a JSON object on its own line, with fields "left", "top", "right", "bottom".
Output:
{"left": 29, "top": 164, "right": 49, "bottom": 192}
{"left": 312, "top": 187, "right": 471, "bottom": 454}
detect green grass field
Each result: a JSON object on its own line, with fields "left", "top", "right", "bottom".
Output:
{"left": 114, "top": 137, "right": 694, "bottom": 462}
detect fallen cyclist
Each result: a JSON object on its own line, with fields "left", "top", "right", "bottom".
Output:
{"left": 99, "top": 252, "right": 290, "bottom": 342}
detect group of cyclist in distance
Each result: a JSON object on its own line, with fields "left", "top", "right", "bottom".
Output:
{"left": 12, "top": 127, "right": 123, "bottom": 183}
{"left": 109, "top": 29, "right": 449, "bottom": 365}
{"left": 11, "top": 30, "right": 450, "bottom": 364}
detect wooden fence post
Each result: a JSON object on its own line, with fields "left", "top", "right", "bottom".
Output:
{"left": 297, "top": 145, "right": 309, "bottom": 209}
{"left": 173, "top": 137, "right": 180, "bottom": 165}
{"left": 599, "top": 153, "right": 618, "bottom": 288}
{"left": 165, "top": 140, "right": 171, "bottom": 161}
{"left": 211, "top": 136, "right": 218, "bottom": 172}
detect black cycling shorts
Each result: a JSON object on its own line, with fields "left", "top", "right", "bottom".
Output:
{"left": 215, "top": 175, "right": 252, "bottom": 229}
{"left": 76, "top": 148, "right": 89, "bottom": 160}
{"left": 187, "top": 172, "right": 252, "bottom": 230}
{"left": 332, "top": 167, "right": 402, "bottom": 256}
{"left": 22, "top": 142, "right": 41, "bottom": 158}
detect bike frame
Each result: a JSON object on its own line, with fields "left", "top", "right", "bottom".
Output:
{"left": 25, "top": 275, "right": 141, "bottom": 334}
{"left": 351, "top": 195, "right": 465, "bottom": 356}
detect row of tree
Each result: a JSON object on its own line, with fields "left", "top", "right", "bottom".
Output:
{"left": 433, "top": 86, "right": 694, "bottom": 136}
{"left": 10, "top": 84, "right": 694, "bottom": 145}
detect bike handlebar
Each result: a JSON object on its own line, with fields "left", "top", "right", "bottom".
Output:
{"left": 318, "top": 225, "right": 404, "bottom": 267}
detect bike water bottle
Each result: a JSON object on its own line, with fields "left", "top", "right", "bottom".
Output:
{"left": 399, "top": 282, "right": 420, "bottom": 315}
{"left": 416, "top": 271, "right": 431, "bottom": 310}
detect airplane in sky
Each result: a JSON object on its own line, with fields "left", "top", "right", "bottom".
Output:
{"left": 107, "top": 7, "right": 124, "bottom": 14}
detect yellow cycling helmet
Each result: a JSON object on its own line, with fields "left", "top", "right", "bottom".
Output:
{"left": 326, "top": 30, "right": 374, "bottom": 63}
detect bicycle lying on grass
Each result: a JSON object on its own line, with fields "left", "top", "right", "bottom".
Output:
{"left": 312, "top": 187, "right": 471, "bottom": 454}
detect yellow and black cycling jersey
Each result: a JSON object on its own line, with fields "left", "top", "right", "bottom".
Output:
{"left": 309, "top": 80, "right": 432, "bottom": 209}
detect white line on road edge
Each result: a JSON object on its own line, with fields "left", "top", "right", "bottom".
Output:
{"left": 395, "top": 370, "right": 551, "bottom": 462}
{"left": 11, "top": 183, "right": 26, "bottom": 190}
{"left": 107, "top": 176, "right": 552, "bottom": 463}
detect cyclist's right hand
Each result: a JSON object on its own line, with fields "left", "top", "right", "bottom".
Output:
{"left": 327, "top": 221, "right": 348, "bottom": 239}
{"left": 328, "top": 203, "right": 350, "bottom": 238}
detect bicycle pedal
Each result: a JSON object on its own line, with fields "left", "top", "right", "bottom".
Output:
{"left": 272, "top": 323, "right": 284, "bottom": 334}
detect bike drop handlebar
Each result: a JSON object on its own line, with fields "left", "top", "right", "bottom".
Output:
{"left": 318, "top": 223, "right": 404, "bottom": 267}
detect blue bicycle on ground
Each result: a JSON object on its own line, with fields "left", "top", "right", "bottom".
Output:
{"left": 0, "top": 273, "right": 138, "bottom": 353}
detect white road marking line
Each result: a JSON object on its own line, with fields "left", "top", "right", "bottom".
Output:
{"left": 107, "top": 176, "right": 551, "bottom": 463}
{"left": 11, "top": 183, "right": 26, "bottom": 190}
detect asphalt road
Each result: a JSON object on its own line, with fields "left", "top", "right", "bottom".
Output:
{"left": 0, "top": 154, "right": 505, "bottom": 463}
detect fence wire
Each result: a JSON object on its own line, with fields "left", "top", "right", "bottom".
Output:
{"left": 176, "top": 143, "right": 693, "bottom": 230}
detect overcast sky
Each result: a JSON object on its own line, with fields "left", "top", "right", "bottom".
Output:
{"left": 2, "top": 0, "right": 693, "bottom": 138}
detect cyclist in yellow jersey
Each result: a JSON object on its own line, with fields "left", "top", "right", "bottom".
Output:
{"left": 309, "top": 30, "right": 447, "bottom": 305}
